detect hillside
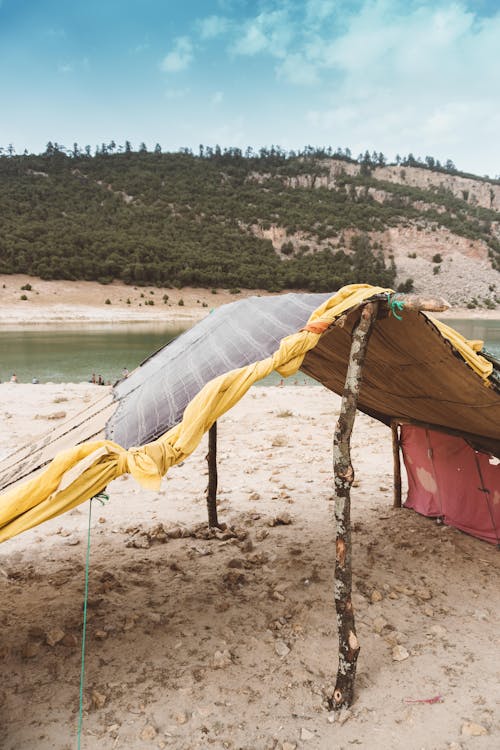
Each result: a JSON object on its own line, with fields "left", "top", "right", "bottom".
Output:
{"left": 0, "top": 148, "right": 499, "bottom": 306}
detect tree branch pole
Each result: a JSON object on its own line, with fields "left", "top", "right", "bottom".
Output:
{"left": 206, "top": 421, "right": 219, "bottom": 528}
{"left": 392, "top": 421, "right": 402, "bottom": 509}
{"left": 331, "top": 301, "right": 379, "bottom": 710}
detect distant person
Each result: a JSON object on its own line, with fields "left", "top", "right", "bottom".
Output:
{"left": 98, "top": 375, "right": 104, "bottom": 385}
{"left": 90, "top": 373, "right": 97, "bottom": 384}
{"left": 122, "top": 367, "right": 129, "bottom": 378}
{"left": 10, "top": 373, "right": 18, "bottom": 383}
{"left": 31, "top": 377, "right": 39, "bottom": 384}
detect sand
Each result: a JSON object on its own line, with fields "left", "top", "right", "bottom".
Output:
{"left": 0, "top": 383, "right": 498, "bottom": 750}
{"left": 1, "top": 274, "right": 500, "bottom": 324}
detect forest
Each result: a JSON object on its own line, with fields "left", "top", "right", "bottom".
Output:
{"left": 0, "top": 144, "right": 498, "bottom": 291}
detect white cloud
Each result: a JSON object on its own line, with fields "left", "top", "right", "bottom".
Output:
{"left": 277, "top": 53, "right": 319, "bottom": 85}
{"left": 197, "top": 15, "right": 230, "bottom": 39}
{"left": 231, "top": 10, "right": 294, "bottom": 59}
{"left": 160, "top": 37, "right": 194, "bottom": 73}
{"left": 58, "top": 63, "right": 74, "bottom": 74}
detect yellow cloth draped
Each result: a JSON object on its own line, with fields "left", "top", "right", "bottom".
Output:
{"left": 0, "top": 284, "right": 493, "bottom": 543}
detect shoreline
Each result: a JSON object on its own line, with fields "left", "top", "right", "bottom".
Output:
{"left": 1, "top": 274, "right": 500, "bottom": 325}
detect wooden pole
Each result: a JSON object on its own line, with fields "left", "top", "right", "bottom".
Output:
{"left": 392, "top": 421, "right": 402, "bottom": 508}
{"left": 206, "top": 421, "right": 219, "bottom": 528}
{"left": 331, "top": 301, "right": 379, "bottom": 711}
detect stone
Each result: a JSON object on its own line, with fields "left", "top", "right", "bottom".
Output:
{"left": 211, "top": 649, "right": 233, "bottom": 669}
{"left": 370, "top": 590, "right": 383, "bottom": 603}
{"left": 22, "top": 641, "right": 40, "bottom": 658}
{"left": 392, "top": 645, "right": 410, "bottom": 661}
{"left": 274, "top": 639, "right": 290, "bottom": 658}
{"left": 282, "top": 742, "right": 297, "bottom": 750}
{"left": 61, "top": 633, "right": 78, "bottom": 648}
{"left": 91, "top": 690, "right": 107, "bottom": 709}
{"left": 249, "top": 492, "right": 261, "bottom": 501}
{"left": 300, "top": 727, "right": 314, "bottom": 741}
{"left": 429, "top": 625, "right": 447, "bottom": 638}
{"left": 416, "top": 588, "right": 432, "bottom": 601}
{"left": 139, "top": 724, "right": 158, "bottom": 740}
{"left": 46, "top": 627, "right": 65, "bottom": 646}
{"left": 461, "top": 722, "right": 488, "bottom": 737}
{"left": 174, "top": 711, "right": 188, "bottom": 725}
{"left": 372, "top": 616, "right": 387, "bottom": 634}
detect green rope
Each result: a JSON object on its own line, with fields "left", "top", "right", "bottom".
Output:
{"left": 387, "top": 294, "right": 405, "bottom": 321}
{"left": 77, "top": 492, "right": 108, "bottom": 750}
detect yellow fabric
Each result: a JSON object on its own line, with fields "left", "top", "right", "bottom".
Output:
{"left": 0, "top": 284, "right": 493, "bottom": 543}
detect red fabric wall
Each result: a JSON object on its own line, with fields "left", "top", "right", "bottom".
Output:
{"left": 400, "top": 425, "right": 500, "bottom": 545}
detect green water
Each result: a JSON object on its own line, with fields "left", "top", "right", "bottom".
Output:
{"left": 0, "top": 323, "right": 186, "bottom": 384}
{"left": 0, "top": 318, "right": 498, "bottom": 384}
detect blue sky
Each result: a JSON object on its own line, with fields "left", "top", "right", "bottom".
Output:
{"left": 1, "top": 0, "right": 499, "bottom": 176}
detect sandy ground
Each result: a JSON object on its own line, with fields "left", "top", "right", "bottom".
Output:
{"left": 1, "top": 275, "right": 499, "bottom": 324}
{"left": 0, "top": 384, "right": 498, "bottom": 750}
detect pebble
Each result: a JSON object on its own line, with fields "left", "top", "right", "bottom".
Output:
{"left": 174, "top": 711, "right": 188, "bottom": 725}
{"left": 282, "top": 742, "right": 297, "bottom": 750}
{"left": 370, "top": 590, "right": 383, "bottom": 603}
{"left": 416, "top": 588, "right": 432, "bottom": 601}
{"left": 139, "top": 724, "right": 158, "bottom": 740}
{"left": 392, "top": 645, "right": 410, "bottom": 661}
{"left": 372, "top": 616, "right": 387, "bottom": 633}
{"left": 461, "top": 722, "right": 488, "bottom": 737}
{"left": 429, "top": 625, "right": 447, "bottom": 638}
{"left": 275, "top": 639, "right": 291, "bottom": 658}
{"left": 22, "top": 641, "right": 40, "bottom": 658}
{"left": 61, "top": 633, "right": 78, "bottom": 648}
{"left": 300, "top": 727, "right": 314, "bottom": 741}
{"left": 248, "top": 492, "right": 261, "bottom": 501}
{"left": 211, "top": 649, "right": 233, "bottom": 669}
{"left": 46, "top": 627, "right": 65, "bottom": 646}
{"left": 91, "top": 690, "right": 107, "bottom": 709}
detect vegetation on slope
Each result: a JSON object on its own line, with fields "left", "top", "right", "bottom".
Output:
{"left": 0, "top": 144, "right": 498, "bottom": 292}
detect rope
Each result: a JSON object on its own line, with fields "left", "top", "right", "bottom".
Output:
{"left": 387, "top": 294, "right": 405, "bottom": 321}
{"left": 77, "top": 492, "right": 108, "bottom": 750}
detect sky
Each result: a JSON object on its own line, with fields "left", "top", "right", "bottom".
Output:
{"left": 0, "top": 0, "right": 499, "bottom": 176}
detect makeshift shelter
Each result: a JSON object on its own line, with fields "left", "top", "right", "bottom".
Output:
{"left": 1, "top": 283, "right": 499, "bottom": 709}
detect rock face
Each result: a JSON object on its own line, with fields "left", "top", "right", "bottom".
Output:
{"left": 249, "top": 159, "right": 500, "bottom": 307}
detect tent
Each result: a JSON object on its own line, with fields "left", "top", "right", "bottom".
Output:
{"left": 400, "top": 424, "right": 500, "bottom": 546}
{"left": 1, "top": 283, "right": 499, "bottom": 708}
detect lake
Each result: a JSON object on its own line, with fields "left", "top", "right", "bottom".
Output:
{"left": 0, "top": 318, "right": 499, "bottom": 385}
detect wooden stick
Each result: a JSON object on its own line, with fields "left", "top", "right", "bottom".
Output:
{"left": 206, "top": 422, "right": 219, "bottom": 528}
{"left": 331, "top": 301, "right": 379, "bottom": 710}
{"left": 392, "top": 421, "right": 402, "bottom": 508}
{"left": 386, "top": 293, "right": 450, "bottom": 313}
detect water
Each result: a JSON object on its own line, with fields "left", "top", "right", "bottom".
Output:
{"left": 0, "top": 318, "right": 498, "bottom": 385}
{"left": 0, "top": 323, "right": 186, "bottom": 384}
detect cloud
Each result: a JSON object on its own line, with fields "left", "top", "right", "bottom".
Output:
{"left": 276, "top": 53, "right": 319, "bottom": 85}
{"left": 160, "top": 37, "right": 194, "bottom": 73}
{"left": 231, "top": 9, "right": 294, "bottom": 59}
{"left": 197, "top": 15, "right": 230, "bottom": 39}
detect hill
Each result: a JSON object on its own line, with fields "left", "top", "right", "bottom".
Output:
{"left": 0, "top": 146, "right": 499, "bottom": 306}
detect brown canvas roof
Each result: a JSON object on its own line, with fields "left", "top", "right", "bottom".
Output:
{"left": 301, "top": 306, "right": 500, "bottom": 456}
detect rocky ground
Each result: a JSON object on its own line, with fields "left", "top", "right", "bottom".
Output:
{"left": 0, "top": 385, "right": 498, "bottom": 749}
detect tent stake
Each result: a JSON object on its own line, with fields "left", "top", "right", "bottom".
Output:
{"left": 331, "top": 301, "right": 379, "bottom": 710}
{"left": 206, "top": 421, "right": 219, "bottom": 528}
{"left": 392, "top": 421, "right": 402, "bottom": 508}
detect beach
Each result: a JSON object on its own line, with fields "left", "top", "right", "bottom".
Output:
{"left": 0, "top": 383, "right": 498, "bottom": 749}
{"left": 1, "top": 274, "right": 500, "bottom": 324}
